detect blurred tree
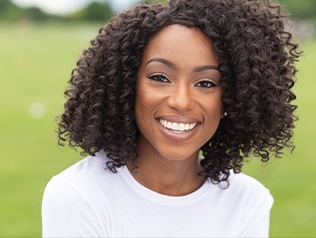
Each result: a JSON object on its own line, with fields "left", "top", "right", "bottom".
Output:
{"left": 0, "top": 0, "right": 11, "bottom": 9}
{"left": 141, "top": 0, "right": 316, "bottom": 21}
{"left": 70, "top": 1, "right": 113, "bottom": 22}
{"left": 1, "top": 0, "right": 315, "bottom": 23}
{"left": 0, "top": 0, "right": 23, "bottom": 21}
{"left": 23, "top": 7, "right": 48, "bottom": 21}
{"left": 277, "top": 0, "right": 316, "bottom": 20}
{"left": 0, "top": 0, "right": 55, "bottom": 22}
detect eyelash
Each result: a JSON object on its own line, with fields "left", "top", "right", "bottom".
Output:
{"left": 195, "top": 80, "right": 217, "bottom": 88}
{"left": 147, "top": 73, "right": 171, "bottom": 83}
{"left": 147, "top": 73, "right": 218, "bottom": 88}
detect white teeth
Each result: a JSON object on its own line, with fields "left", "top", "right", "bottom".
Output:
{"left": 172, "top": 122, "right": 178, "bottom": 130}
{"left": 159, "top": 119, "right": 197, "bottom": 132}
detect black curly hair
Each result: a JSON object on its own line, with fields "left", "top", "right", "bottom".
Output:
{"left": 58, "top": 0, "right": 301, "bottom": 184}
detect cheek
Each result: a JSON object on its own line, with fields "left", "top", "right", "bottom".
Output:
{"left": 212, "top": 101, "right": 224, "bottom": 117}
{"left": 204, "top": 105, "right": 222, "bottom": 138}
{"left": 202, "top": 92, "right": 223, "bottom": 114}
{"left": 135, "top": 87, "right": 151, "bottom": 113}
{"left": 135, "top": 83, "right": 156, "bottom": 127}
{"left": 135, "top": 78, "right": 165, "bottom": 114}
{"left": 202, "top": 96, "right": 224, "bottom": 130}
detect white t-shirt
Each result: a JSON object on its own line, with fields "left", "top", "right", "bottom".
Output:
{"left": 42, "top": 152, "right": 273, "bottom": 237}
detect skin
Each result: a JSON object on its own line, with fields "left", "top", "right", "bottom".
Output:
{"left": 128, "top": 24, "right": 224, "bottom": 196}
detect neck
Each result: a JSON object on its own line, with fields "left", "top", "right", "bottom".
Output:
{"left": 127, "top": 138, "right": 205, "bottom": 196}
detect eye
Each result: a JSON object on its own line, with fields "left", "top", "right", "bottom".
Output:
{"left": 195, "top": 80, "right": 217, "bottom": 88}
{"left": 147, "top": 73, "right": 171, "bottom": 83}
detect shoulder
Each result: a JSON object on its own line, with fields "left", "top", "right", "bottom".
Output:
{"left": 48, "top": 151, "right": 113, "bottom": 185}
{"left": 208, "top": 172, "right": 273, "bottom": 216}
{"left": 42, "top": 152, "right": 117, "bottom": 222}
{"left": 228, "top": 172, "right": 273, "bottom": 197}
{"left": 225, "top": 172, "right": 273, "bottom": 203}
{"left": 224, "top": 171, "right": 274, "bottom": 215}
{"left": 54, "top": 151, "right": 109, "bottom": 178}
{"left": 229, "top": 172, "right": 270, "bottom": 191}
{"left": 224, "top": 172, "right": 274, "bottom": 236}
{"left": 42, "top": 152, "right": 113, "bottom": 236}
{"left": 43, "top": 151, "right": 119, "bottom": 202}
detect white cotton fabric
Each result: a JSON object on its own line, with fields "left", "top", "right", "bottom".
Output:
{"left": 42, "top": 152, "right": 273, "bottom": 237}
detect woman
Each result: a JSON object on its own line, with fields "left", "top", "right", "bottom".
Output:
{"left": 42, "top": 0, "right": 300, "bottom": 237}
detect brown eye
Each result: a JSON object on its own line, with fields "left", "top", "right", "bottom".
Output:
{"left": 148, "top": 73, "right": 171, "bottom": 83}
{"left": 195, "top": 80, "right": 216, "bottom": 88}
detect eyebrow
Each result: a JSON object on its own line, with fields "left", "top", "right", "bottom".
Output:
{"left": 145, "top": 57, "right": 177, "bottom": 70}
{"left": 145, "top": 57, "right": 219, "bottom": 72}
{"left": 193, "top": 65, "right": 219, "bottom": 72}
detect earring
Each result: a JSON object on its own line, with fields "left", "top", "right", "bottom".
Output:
{"left": 224, "top": 112, "right": 227, "bottom": 117}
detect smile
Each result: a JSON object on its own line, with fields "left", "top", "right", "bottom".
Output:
{"left": 159, "top": 119, "right": 198, "bottom": 132}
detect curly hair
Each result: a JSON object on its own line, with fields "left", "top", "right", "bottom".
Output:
{"left": 58, "top": 0, "right": 301, "bottom": 184}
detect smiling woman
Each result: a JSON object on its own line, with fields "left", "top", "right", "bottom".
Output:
{"left": 42, "top": 0, "right": 300, "bottom": 237}
{"left": 132, "top": 25, "right": 224, "bottom": 193}
{"left": 135, "top": 25, "right": 223, "bottom": 163}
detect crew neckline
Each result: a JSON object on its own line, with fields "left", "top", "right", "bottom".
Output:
{"left": 118, "top": 165, "right": 211, "bottom": 207}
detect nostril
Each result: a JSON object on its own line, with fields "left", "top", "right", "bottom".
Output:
{"left": 166, "top": 88, "right": 195, "bottom": 111}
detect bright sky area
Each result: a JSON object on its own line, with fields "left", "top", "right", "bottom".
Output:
{"left": 11, "top": 0, "right": 143, "bottom": 15}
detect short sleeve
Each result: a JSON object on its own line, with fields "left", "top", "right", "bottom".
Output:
{"left": 238, "top": 188, "right": 274, "bottom": 237}
{"left": 42, "top": 176, "right": 109, "bottom": 237}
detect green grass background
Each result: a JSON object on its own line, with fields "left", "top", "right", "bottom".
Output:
{"left": 0, "top": 22, "right": 315, "bottom": 237}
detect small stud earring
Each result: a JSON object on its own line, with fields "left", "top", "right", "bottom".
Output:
{"left": 224, "top": 112, "right": 227, "bottom": 117}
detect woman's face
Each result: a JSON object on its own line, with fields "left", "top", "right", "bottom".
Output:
{"left": 135, "top": 24, "right": 224, "bottom": 161}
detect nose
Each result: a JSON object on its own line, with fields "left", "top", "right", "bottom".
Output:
{"left": 166, "top": 82, "right": 195, "bottom": 111}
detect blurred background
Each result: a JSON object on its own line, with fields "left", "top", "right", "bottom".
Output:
{"left": 0, "top": 0, "right": 315, "bottom": 237}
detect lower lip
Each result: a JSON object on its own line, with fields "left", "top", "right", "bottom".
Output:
{"left": 156, "top": 120, "right": 200, "bottom": 142}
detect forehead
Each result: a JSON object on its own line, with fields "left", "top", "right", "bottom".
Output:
{"left": 141, "top": 24, "right": 218, "bottom": 66}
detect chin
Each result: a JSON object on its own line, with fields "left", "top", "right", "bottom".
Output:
{"left": 158, "top": 149, "right": 200, "bottom": 162}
